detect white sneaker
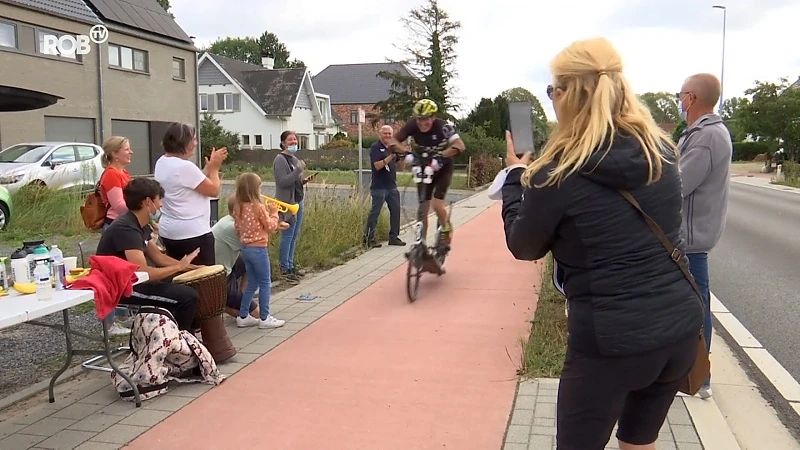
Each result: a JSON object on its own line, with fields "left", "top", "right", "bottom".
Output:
{"left": 259, "top": 315, "right": 285, "bottom": 329}
{"left": 236, "top": 315, "right": 259, "bottom": 327}
{"left": 108, "top": 322, "right": 131, "bottom": 336}
{"left": 697, "top": 386, "right": 713, "bottom": 399}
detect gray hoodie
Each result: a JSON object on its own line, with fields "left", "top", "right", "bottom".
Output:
{"left": 677, "top": 113, "right": 732, "bottom": 253}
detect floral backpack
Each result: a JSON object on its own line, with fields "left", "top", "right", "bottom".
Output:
{"left": 111, "top": 306, "right": 226, "bottom": 401}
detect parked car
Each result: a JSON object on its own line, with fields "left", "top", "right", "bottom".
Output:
{"left": 0, "top": 142, "right": 103, "bottom": 192}
{"left": 0, "top": 185, "right": 12, "bottom": 230}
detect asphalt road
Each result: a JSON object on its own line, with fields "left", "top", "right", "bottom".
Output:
{"left": 219, "top": 184, "right": 470, "bottom": 223}
{"left": 709, "top": 181, "right": 800, "bottom": 381}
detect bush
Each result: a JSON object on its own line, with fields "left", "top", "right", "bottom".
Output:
{"left": 458, "top": 127, "right": 506, "bottom": 164}
{"left": 733, "top": 141, "right": 771, "bottom": 161}
{"left": 781, "top": 161, "right": 800, "bottom": 187}
{"left": 320, "top": 139, "right": 355, "bottom": 150}
{"left": 349, "top": 136, "right": 378, "bottom": 149}
{"left": 332, "top": 132, "right": 347, "bottom": 141}
{"left": 469, "top": 153, "right": 503, "bottom": 187}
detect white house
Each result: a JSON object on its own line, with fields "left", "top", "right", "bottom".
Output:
{"left": 197, "top": 52, "right": 342, "bottom": 150}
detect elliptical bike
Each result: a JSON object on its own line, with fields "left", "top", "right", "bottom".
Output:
{"left": 405, "top": 152, "right": 454, "bottom": 302}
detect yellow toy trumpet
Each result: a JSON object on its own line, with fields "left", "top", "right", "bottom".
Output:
{"left": 264, "top": 196, "right": 299, "bottom": 215}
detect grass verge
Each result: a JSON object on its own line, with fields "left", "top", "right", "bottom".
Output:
{"left": 519, "top": 254, "right": 568, "bottom": 378}
{"left": 221, "top": 166, "right": 472, "bottom": 190}
{"left": 0, "top": 186, "right": 92, "bottom": 247}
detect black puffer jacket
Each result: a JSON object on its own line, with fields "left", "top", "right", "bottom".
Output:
{"left": 501, "top": 134, "right": 703, "bottom": 356}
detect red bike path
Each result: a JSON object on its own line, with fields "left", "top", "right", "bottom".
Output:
{"left": 125, "top": 203, "right": 542, "bottom": 449}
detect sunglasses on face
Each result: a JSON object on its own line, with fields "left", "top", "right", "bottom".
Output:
{"left": 547, "top": 85, "right": 555, "bottom": 100}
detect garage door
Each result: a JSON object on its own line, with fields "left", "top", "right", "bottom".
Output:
{"left": 111, "top": 120, "right": 151, "bottom": 176}
{"left": 44, "top": 116, "right": 96, "bottom": 144}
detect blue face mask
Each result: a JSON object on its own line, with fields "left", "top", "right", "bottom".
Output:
{"left": 287, "top": 145, "right": 298, "bottom": 153}
{"left": 149, "top": 202, "right": 162, "bottom": 222}
{"left": 679, "top": 97, "right": 689, "bottom": 122}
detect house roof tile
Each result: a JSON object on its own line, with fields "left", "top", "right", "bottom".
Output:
{"left": 1, "top": 0, "right": 102, "bottom": 24}
{"left": 209, "top": 53, "right": 306, "bottom": 116}
{"left": 311, "top": 62, "right": 417, "bottom": 105}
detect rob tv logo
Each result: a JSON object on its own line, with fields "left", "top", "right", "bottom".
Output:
{"left": 42, "top": 25, "right": 109, "bottom": 56}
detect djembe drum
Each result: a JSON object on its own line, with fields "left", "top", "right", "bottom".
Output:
{"left": 172, "top": 265, "right": 237, "bottom": 363}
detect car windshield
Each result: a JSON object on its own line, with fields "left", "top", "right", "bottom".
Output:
{"left": 0, "top": 144, "right": 52, "bottom": 163}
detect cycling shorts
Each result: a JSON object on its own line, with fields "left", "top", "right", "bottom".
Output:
{"left": 417, "top": 162, "right": 454, "bottom": 201}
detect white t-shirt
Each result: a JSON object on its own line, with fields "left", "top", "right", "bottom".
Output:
{"left": 153, "top": 155, "right": 210, "bottom": 240}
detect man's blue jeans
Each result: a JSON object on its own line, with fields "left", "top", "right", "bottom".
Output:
{"left": 240, "top": 246, "right": 272, "bottom": 321}
{"left": 279, "top": 200, "right": 304, "bottom": 272}
{"left": 365, "top": 188, "right": 400, "bottom": 243}
{"left": 687, "top": 252, "right": 712, "bottom": 386}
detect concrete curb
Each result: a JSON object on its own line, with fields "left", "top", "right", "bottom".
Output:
{"left": 711, "top": 292, "right": 800, "bottom": 423}
{"left": 730, "top": 176, "right": 800, "bottom": 195}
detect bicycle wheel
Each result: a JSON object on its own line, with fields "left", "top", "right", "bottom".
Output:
{"left": 406, "top": 246, "right": 423, "bottom": 302}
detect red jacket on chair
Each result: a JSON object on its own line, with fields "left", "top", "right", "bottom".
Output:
{"left": 68, "top": 255, "right": 141, "bottom": 319}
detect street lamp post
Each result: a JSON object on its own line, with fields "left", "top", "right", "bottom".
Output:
{"left": 713, "top": 5, "right": 727, "bottom": 115}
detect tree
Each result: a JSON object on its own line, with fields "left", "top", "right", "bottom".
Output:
{"left": 373, "top": 0, "right": 461, "bottom": 123}
{"left": 637, "top": 91, "right": 680, "bottom": 124}
{"left": 736, "top": 78, "right": 800, "bottom": 161}
{"left": 719, "top": 97, "right": 749, "bottom": 142}
{"left": 206, "top": 37, "right": 261, "bottom": 65}
{"left": 204, "top": 32, "right": 305, "bottom": 68}
{"left": 199, "top": 113, "right": 239, "bottom": 162}
{"left": 672, "top": 120, "right": 687, "bottom": 143}
{"left": 156, "top": 0, "right": 175, "bottom": 18}
{"left": 499, "top": 87, "right": 549, "bottom": 148}
{"left": 256, "top": 31, "right": 305, "bottom": 68}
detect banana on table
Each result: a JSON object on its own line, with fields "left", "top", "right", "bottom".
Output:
{"left": 3, "top": 268, "right": 92, "bottom": 295}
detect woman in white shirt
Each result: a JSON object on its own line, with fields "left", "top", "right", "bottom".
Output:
{"left": 153, "top": 122, "right": 227, "bottom": 265}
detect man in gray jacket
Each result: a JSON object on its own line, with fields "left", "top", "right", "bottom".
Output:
{"left": 676, "top": 73, "right": 732, "bottom": 399}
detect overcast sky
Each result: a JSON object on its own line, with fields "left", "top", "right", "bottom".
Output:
{"left": 171, "top": 0, "right": 800, "bottom": 121}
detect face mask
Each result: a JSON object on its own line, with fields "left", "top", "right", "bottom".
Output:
{"left": 149, "top": 203, "right": 162, "bottom": 222}
{"left": 287, "top": 145, "right": 298, "bottom": 153}
{"left": 679, "top": 97, "right": 690, "bottom": 121}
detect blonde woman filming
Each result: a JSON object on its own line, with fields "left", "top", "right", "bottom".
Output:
{"left": 500, "top": 38, "right": 703, "bottom": 449}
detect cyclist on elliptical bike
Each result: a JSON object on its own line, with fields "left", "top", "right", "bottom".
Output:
{"left": 389, "top": 99, "right": 466, "bottom": 252}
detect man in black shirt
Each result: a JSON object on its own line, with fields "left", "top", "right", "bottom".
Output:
{"left": 390, "top": 99, "right": 466, "bottom": 245}
{"left": 364, "top": 125, "right": 406, "bottom": 248}
{"left": 95, "top": 178, "right": 200, "bottom": 330}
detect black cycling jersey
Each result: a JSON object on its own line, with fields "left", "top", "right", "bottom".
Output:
{"left": 395, "top": 118, "right": 460, "bottom": 158}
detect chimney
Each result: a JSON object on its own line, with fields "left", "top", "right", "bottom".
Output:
{"left": 261, "top": 56, "right": 274, "bottom": 70}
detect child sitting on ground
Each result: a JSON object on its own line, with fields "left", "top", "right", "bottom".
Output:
{"left": 232, "top": 172, "right": 287, "bottom": 329}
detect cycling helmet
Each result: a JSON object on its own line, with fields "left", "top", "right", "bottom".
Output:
{"left": 413, "top": 99, "right": 438, "bottom": 118}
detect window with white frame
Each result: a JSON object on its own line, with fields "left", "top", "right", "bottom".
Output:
{"left": 37, "top": 29, "right": 77, "bottom": 60}
{"left": 299, "top": 135, "right": 309, "bottom": 150}
{"left": 317, "top": 100, "right": 328, "bottom": 122}
{"left": 172, "top": 57, "right": 185, "bottom": 79}
{"left": 199, "top": 93, "right": 208, "bottom": 111}
{"left": 0, "top": 21, "right": 16, "bottom": 49}
{"left": 241, "top": 134, "right": 250, "bottom": 146}
{"left": 350, "top": 110, "right": 358, "bottom": 124}
{"left": 254, "top": 135, "right": 262, "bottom": 146}
{"left": 108, "top": 44, "right": 148, "bottom": 72}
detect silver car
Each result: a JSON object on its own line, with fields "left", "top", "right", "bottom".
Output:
{"left": 0, "top": 141, "right": 104, "bottom": 192}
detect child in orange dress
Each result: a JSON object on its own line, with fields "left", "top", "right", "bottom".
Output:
{"left": 232, "top": 172, "right": 287, "bottom": 329}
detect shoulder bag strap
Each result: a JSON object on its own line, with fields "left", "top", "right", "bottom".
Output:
{"left": 617, "top": 189, "right": 703, "bottom": 300}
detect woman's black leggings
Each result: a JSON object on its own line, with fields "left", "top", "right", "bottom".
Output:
{"left": 160, "top": 232, "right": 216, "bottom": 266}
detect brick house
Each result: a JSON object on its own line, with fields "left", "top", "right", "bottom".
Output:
{"left": 311, "top": 62, "right": 418, "bottom": 137}
{"left": 0, "top": 0, "right": 199, "bottom": 174}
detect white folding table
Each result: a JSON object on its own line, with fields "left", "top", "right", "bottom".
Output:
{"left": 0, "top": 271, "right": 149, "bottom": 406}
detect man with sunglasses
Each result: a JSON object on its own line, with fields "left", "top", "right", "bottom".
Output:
{"left": 389, "top": 99, "right": 466, "bottom": 254}
{"left": 675, "top": 73, "right": 732, "bottom": 399}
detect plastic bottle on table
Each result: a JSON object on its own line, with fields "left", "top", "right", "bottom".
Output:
{"left": 49, "top": 245, "right": 65, "bottom": 290}
{"left": 10, "top": 250, "right": 29, "bottom": 283}
{"left": 34, "top": 261, "right": 52, "bottom": 301}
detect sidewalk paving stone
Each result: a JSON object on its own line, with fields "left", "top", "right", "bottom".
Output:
{"left": 503, "top": 379, "right": 704, "bottom": 450}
